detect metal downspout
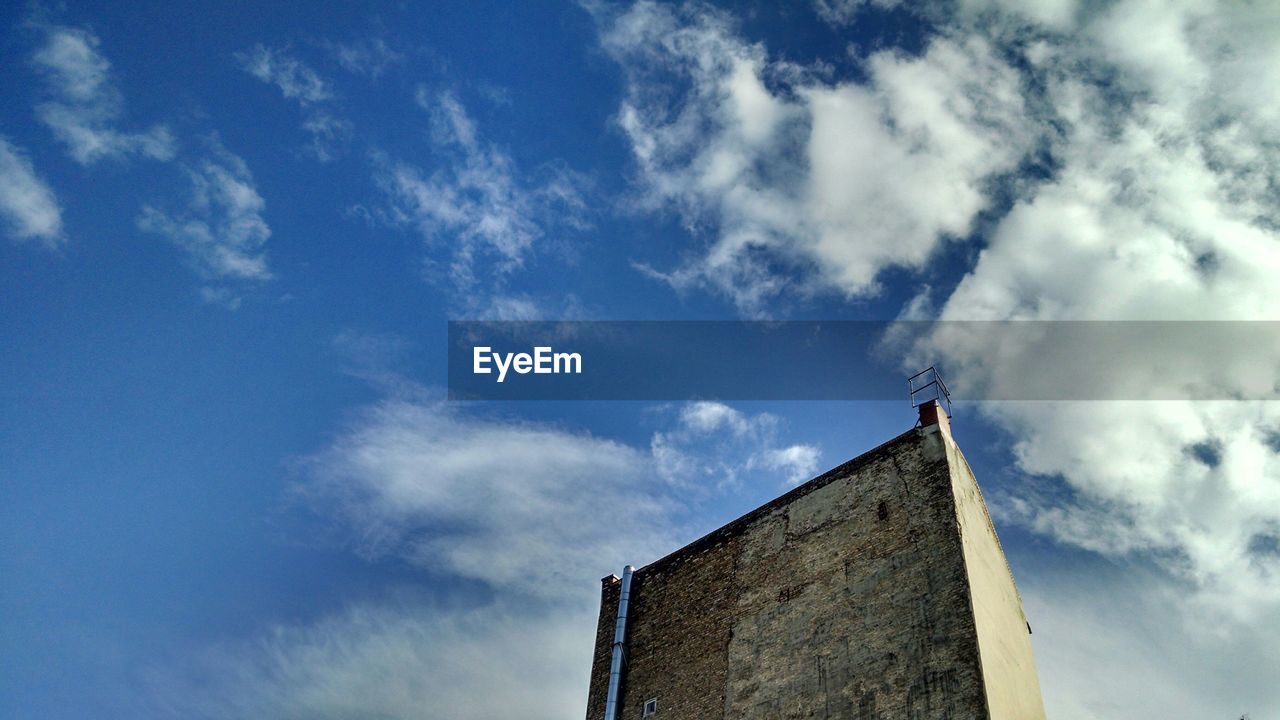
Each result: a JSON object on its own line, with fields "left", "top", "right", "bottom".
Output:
{"left": 603, "top": 565, "right": 634, "bottom": 720}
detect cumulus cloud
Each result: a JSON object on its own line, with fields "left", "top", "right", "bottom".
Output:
{"left": 377, "top": 90, "right": 591, "bottom": 292}
{"left": 899, "top": 0, "right": 1280, "bottom": 619}
{"left": 756, "top": 444, "right": 824, "bottom": 486}
{"left": 237, "top": 44, "right": 352, "bottom": 161}
{"left": 891, "top": 2, "right": 1280, "bottom": 713}
{"left": 981, "top": 402, "right": 1280, "bottom": 619}
{"left": 0, "top": 136, "right": 63, "bottom": 246}
{"left": 600, "top": 1, "right": 1033, "bottom": 313}
{"left": 30, "top": 23, "right": 175, "bottom": 164}
{"left": 138, "top": 142, "right": 272, "bottom": 301}
{"left": 602, "top": 1, "right": 1280, "bottom": 714}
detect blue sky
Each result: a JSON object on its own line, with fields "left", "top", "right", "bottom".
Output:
{"left": 3, "top": 1, "right": 1279, "bottom": 719}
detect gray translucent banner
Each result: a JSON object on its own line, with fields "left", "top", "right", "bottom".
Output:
{"left": 446, "top": 321, "right": 1280, "bottom": 401}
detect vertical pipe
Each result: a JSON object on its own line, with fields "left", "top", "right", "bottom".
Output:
{"left": 603, "top": 565, "right": 634, "bottom": 720}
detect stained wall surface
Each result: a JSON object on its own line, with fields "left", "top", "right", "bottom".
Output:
{"left": 943, "top": 432, "right": 1046, "bottom": 719}
{"left": 585, "top": 422, "right": 1043, "bottom": 720}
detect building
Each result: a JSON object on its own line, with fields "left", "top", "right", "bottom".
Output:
{"left": 584, "top": 401, "right": 1045, "bottom": 719}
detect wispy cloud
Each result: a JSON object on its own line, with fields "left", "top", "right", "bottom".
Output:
{"left": 30, "top": 23, "right": 175, "bottom": 164}
{"left": 810, "top": 0, "right": 901, "bottom": 27}
{"left": 144, "top": 391, "right": 669, "bottom": 718}
{"left": 148, "top": 387, "right": 820, "bottom": 719}
{"left": 329, "top": 37, "right": 405, "bottom": 79}
{"left": 479, "top": 294, "right": 545, "bottom": 320}
{"left": 138, "top": 141, "right": 271, "bottom": 304}
{"left": 197, "top": 286, "right": 243, "bottom": 311}
{"left": 295, "top": 395, "right": 668, "bottom": 596}
{"left": 237, "top": 44, "right": 333, "bottom": 104}
{"left": 377, "top": 90, "right": 591, "bottom": 292}
{"left": 148, "top": 597, "right": 595, "bottom": 720}
{"left": 237, "top": 44, "right": 352, "bottom": 161}
{"left": 292, "top": 393, "right": 817, "bottom": 589}
{"left": 297, "top": 111, "right": 353, "bottom": 162}
{"left": 0, "top": 136, "right": 63, "bottom": 247}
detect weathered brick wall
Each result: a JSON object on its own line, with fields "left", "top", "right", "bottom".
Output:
{"left": 619, "top": 533, "right": 743, "bottom": 719}
{"left": 586, "top": 575, "right": 621, "bottom": 720}
{"left": 585, "top": 426, "right": 1033, "bottom": 720}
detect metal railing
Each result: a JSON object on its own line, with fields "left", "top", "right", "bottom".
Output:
{"left": 908, "top": 366, "right": 952, "bottom": 418}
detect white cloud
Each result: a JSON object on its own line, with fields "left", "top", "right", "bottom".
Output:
{"left": 197, "top": 286, "right": 243, "bottom": 311}
{"left": 395, "top": 287, "right": 586, "bottom": 322}
{"left": 148, "top": 598, "right": 596, "bottom": 720}
{"left": 484, "top": 295, "right": 544, "bottom": 320}
{"left": 30, "top": 24, "right": 175, "bottom": 164}
{"left": 237, "top": 44, "right": 333, "bottom": 105}
{"left": 679, "top": 399, "right": 755, "bottom": 435}
{"left": 328, "top": 329, "right": 419, "bottom": 393}
{"left": 602, "top": 2, "right": 1280, "bottom": 714}
{"left": 0, "top": 136, "right": 63, "bottom": 246}
{"left": 295, "top": 396, "right": 671, "bottom": 598}
{"left": 138, "top": 142, "right": 272, "bottom": 288}
{"left": 378, "top": 91, "right": 591, "bottom": 292}
{"left": 151, "top": 393, "right": 825, "bottom": 719}
{"left": 292, "top": 390, "right": 821, "bottom": 596}
{"left": 906, "top": 0, "right": 1280, "bottom": 621}
{"left": 330, "top": 37, "right": 405, "bottom": 79}
{"left": 757, "top": 444, "right": 823, "bottom": 486}
{"left": 237, "top": 44, "right": 351, "bottom": 161}
{"left": 811, "top": 0, "right": 901, "bottom": 27}
{"left": 297, "top": 111, "right": 353, "bottom": 162}
{"left": 600, "top": 2, "right": 1033, "bottom": 313}
{"left": 603, "top": 0, "right": 1280, "bottom": 606}
{"left": 150, "top": 395, "right": 675, "bottom": 718}
{"left": 980, "top": 402, "right": 1280, "bottom": 619}
{"left": 1020, "top": 561, "right": 1280, "bottom": 718}
{"left": 652, "top": 401, "right": 821, "bottom": 489}
{"left": 876, "top": 2, "right": 1280, "bottom": 713}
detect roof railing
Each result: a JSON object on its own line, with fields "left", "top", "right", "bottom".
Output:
{"left": 908, "top": 366, "right": 952, "bottom": 418}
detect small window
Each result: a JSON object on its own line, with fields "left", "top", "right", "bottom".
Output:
{"left": 642, "top": 698, "right": 658, "bottom": 717}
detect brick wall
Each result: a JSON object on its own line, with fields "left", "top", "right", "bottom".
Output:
{"left": 585, "top": 425, "right": 1040, "bottom": 720}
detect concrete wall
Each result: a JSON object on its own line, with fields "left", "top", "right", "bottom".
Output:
{"left": 942, "top": 428, "right": 1046, "bottom": 719}
{"left": 585, "top": 423, "right": 1044, "bottom": 720}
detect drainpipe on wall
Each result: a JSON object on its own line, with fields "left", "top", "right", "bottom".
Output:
{"left": 603, "top": 565, "right": 634, "bottom": 720}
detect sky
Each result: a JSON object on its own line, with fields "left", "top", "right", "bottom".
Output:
{"left": 1, "top": 1, "right": 1278, "bottom": 718}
